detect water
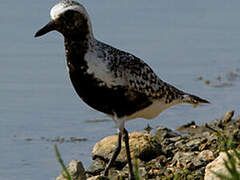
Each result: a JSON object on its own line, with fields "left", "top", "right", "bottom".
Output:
{"left": 1, "top": 0, "right": 240, "bottom": 179}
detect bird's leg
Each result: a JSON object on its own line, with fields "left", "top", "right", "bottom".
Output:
{"left": 103, "top": 130, "right": 122, "bottom": 176}
{"left": 123, "top": 128, "right": 135, "bottom": 180}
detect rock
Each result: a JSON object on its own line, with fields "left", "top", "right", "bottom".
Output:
{"left": 177, "top": 121, "right": 211, "bottom": 135}
{"left": 92, "top": 132, "right": 161, "bottom": 168}
{"left": 221, "top": 110, "right": 234, "bottom": 124}
{"left": 207, "top": 110, "right": 235, "bottom": 130}
{"left": 146, "top": 155, "right": 168, "bottom": 170}
{"left": 138, "top": 167, "right": 147, "bottom": 177}
{"left": 92, "top": 133, "right": 126, "bottom": 169}
{"left": 184, "top": 137, "right": 207, "bottom": 151}
{"left": 178, "top": 121, "right": 198, "bottom": 129}
{"left": 176, "top": 121, "right": 198, "bottom": 134}
{"left": 154, "top": 126, "right": 181, "bottom": 156}
{"left": 87, "top": 175, "right": 109, "bottom": 180}
{"left": 174, "top": 137, "right": 189, "bottom": 150}
{"left": 236, "top": 116, "right": 240, "bottom": 121}
{"left": 60, "top": 111, "right": 240, "bottom": 180}
{"left": 56, "top": 160, "right": 86, "bottom": 180}
{"left": 192, "top": 150, "right": 215, "bottom": 168}
{"left": 171, "top": 151, "right": 199, "bottom": 170}
{"left": 155, "top": 126, "right": 180, "bottom": 143}
{"left": 158, "top": 139, "right": 175, "bottom": 156}
{"left": 198, "top": 150, "right": 215, "bottom": 162}
{"left": 87, "top": 159, "right": 105, "bottom": 176}
{"left": 204, "top": 150, "right": 240, "bottom": 180}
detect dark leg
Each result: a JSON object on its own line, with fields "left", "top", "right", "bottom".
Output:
{"left": 123, "top": 128, "right": 135, "bottom": 180}
{"left": 104, "top": 131, "right": 122, "bottom": 176}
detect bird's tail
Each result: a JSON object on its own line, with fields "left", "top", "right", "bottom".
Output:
{"left": 182, "top": 93, "right": 210, "bottom": 107}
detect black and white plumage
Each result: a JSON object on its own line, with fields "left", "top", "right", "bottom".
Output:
{"left": 35, "top": 1, "right": 209, "bottom": 179}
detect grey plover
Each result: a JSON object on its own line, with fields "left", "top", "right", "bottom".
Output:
{"left": 35, "top": 1, "right": 210, "bottom": 179}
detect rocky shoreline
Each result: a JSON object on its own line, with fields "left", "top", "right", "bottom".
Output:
{"left": 56, "top": 110, "right": 240, "bottom": 180}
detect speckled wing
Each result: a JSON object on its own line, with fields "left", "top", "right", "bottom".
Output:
{"left": 101, "top": 43, "right": 184, "bottom": 102}
{"left": 120, "top": 55, "right": 165, "bottom": 98}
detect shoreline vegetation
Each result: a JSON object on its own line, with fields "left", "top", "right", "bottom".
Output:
{"left": 56, "top": 110, "right": 240, "bottom": 180}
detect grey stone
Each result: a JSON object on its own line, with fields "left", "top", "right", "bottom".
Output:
{"left": 174, "top": 137, "right": 189, "bottom": 150}
{"left": 56, "top": 160, "right": 86, "bottom": 180}
{"left": 87, "top": 159, "right": 105, "bottom": 175}
{"left": 185, "top": 137, "right": 207, "bottom": 151}
{"left": 138, "top": 167, "right": 147, "bottom": 177}
{"left": 192, "top": 150, "right": 214, "bottom": 169}
{"left": 204, "top": 150, "right": 240, "bottom": 180}
{"left": 221, "top": 110, "right": 234, "bottom": 124}
{"left": 171, "top": 151, "right": 198, "bottom": 170}
{"left": 155, "top": 126, "right": 180, "bottom": 143}
{"left": 87, "top": 175, "right": 109, "bottom": 180}
{"left": 92, "top": 132, "right": 161, "bottom": 167}
{"left": 198, "top": 150, "right": 215, "bottom": 162}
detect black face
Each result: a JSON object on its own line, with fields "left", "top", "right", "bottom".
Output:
{"left": 35, "top": 10, "right": 89, "bottom": 39}
{"left": 54, "top": 10, "right": 89, "bottom": 36}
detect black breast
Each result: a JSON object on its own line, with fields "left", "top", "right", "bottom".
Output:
{"left": 64, "top": 35, "right": 152, "bottom": 118}
{"left": 69, "top": 70, "right": 152, "bottom": 118}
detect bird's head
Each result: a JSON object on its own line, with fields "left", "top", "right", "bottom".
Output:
{"left": 35, "top": 1, "right": 93, "bottom": 39}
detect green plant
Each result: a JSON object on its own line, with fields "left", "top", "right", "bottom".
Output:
{"left": 54, "top": 144, "right": 72, "bottom": 180}
{"left": 133, "top": 158, "right": 141, "bottom": 180}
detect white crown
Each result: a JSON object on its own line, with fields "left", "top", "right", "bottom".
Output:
{"left": 50, "top": 1, "right": 88, "bottom": 20}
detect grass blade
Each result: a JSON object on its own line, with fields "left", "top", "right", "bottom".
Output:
{"left": 54, "top": 144, "right": 72, "bottom": 180}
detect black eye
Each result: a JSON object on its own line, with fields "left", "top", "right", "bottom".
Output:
{"left": 64, "top": 10, "right": 74, "bottom": 19}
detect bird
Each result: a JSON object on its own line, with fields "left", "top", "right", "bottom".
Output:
{"left": 35, "top": 1, "right": 210, "bottom": 179}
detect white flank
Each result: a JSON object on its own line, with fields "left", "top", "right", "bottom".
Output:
{"left": 126, "top": 100, "right": 181, "bottom": 120}
{"left": 84, "top": 48, "right": 126, "bottom": 87}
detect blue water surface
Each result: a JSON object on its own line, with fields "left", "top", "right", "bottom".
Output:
{"left": 1, "top": 0, "right": 240, "bottom": 179}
